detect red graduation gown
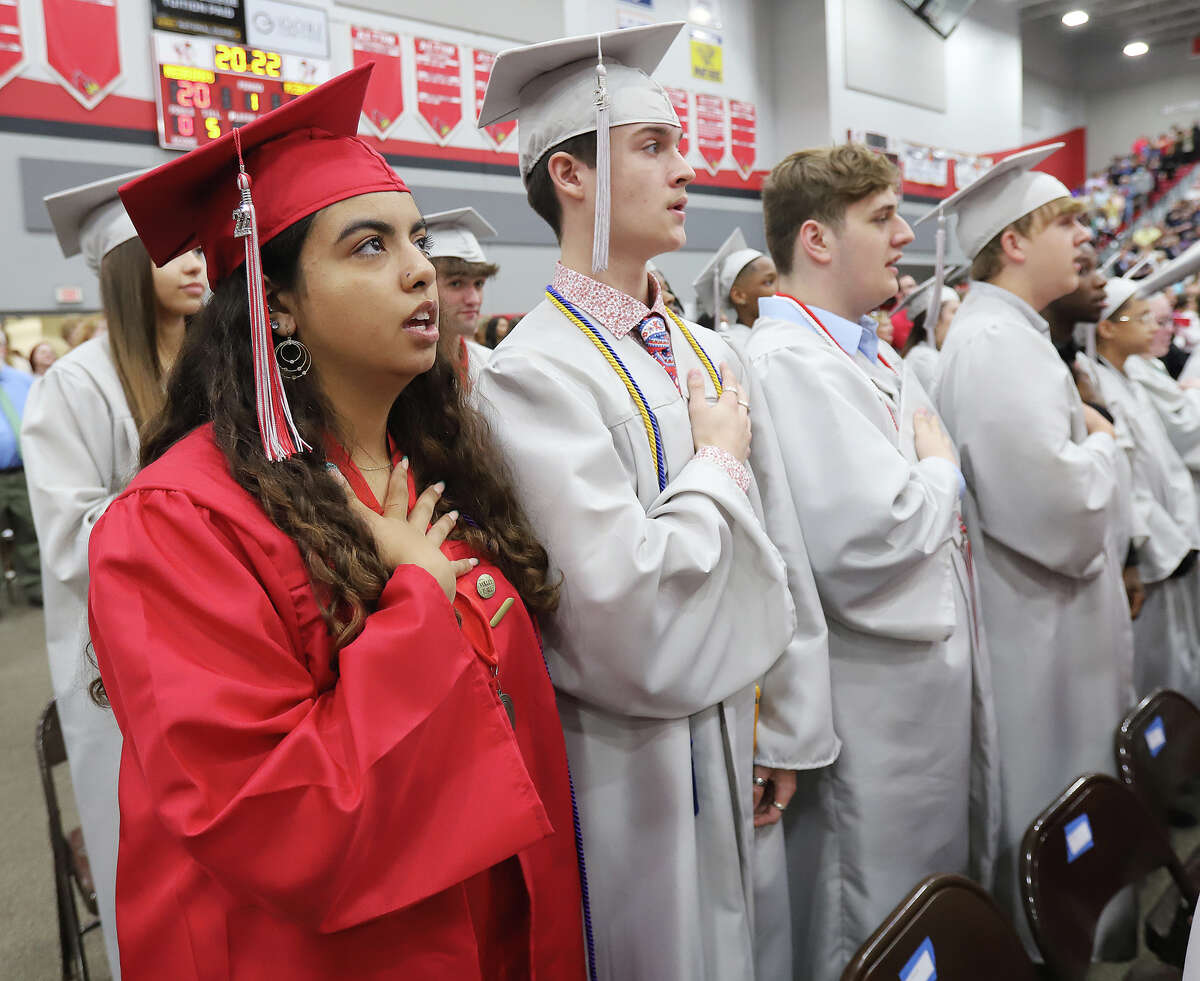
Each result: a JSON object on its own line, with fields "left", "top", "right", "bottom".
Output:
{"left": 87, "top": 426, "right": 585, "bottom": 980}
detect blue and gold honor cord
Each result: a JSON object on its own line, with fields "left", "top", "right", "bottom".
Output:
{"left": 545, "top": 287, "right": 726, "bottom": 495}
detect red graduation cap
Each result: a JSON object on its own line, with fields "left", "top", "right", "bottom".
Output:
{"left": 119, "top": 63, "right": 410, "bottom": 462}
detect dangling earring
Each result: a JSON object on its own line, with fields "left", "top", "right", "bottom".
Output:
{"left": 275, "top": 335, "right": 311, "bottom": 380}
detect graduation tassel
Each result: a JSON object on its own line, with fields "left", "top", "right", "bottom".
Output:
{"left": 232, "top": 129, "right": 311, "bottom": 462}
{"left": 926, "top": 209, "right": 947, "bottom": 333}
{"left": 591, "top": 36, "right": 611, "bottom": 274}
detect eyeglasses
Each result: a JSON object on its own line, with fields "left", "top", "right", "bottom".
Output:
{"left": 1115, "top": 311, "right": 1156, "bottom": 325}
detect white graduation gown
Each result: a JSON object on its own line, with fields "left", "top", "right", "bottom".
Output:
{"left": 718, "top": 320, "right": 753, "bottom": 344}
{"left": 21, "top": 335, "right": 135, "bottom": 979}
{"left": 474, "top": 298, "right": 837, "bottom": 981}
{"left": 745, "top": 303, "right": 999, "bottom": 981}
{"left": 1094, "top": 357, "right": 1200, "bottom": 698}
{"left": 1126, "top": 355, "right": 1200, "bottom": 474}
{"left": 935, "top": 281, "right": 1135, "bottom": 944}
{"left": 464, "top": 337, "right": 491, "bottom": 389}
{"left": 903, "top": 340, "right": 939, "bottom": 397}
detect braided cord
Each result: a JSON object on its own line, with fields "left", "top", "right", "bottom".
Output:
{"left": 546, "top": 288, "right": 668, "bottom": 493}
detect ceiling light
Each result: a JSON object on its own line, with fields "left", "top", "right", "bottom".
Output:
{"left": 1061, "top": 10, "right": 1089, "bottom": 27}
{"left": 1123, "top": 40, "right": 1149, "bottom": 57}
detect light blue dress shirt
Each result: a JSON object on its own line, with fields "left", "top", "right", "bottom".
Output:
{"left": 758, "top": 296, "right": 881, "bottom": 361}
{"left": 0, "top": 364, "right": 32, "bottom": 469}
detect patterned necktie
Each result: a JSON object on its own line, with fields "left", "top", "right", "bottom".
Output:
{"left": 638, "top": 313, "right": 678, "bottom": 386}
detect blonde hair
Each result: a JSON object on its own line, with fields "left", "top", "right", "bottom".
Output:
{"left": 970, "top": 197, "right": 1086, "bottom": 282}
{"left": 763, "top": 144, "right": 901, "bottom": 276}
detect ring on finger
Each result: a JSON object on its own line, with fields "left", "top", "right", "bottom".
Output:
{"left": 724, "top": 385, "right": 741, "bottom": 397}
{"left": 753, "top": 776, "right": 769, "bottom": 788}
{"left": 737, "top": 399, "right": 751, "bottom": 410}
{"left": 772, "top": 800, "right": 788, "bottom": 811}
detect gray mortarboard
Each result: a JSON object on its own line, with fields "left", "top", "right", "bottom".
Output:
{"left": 692, "top": 227, "right": 764, "bottom": 321}
{"left": 1125, "top": 252, "right": 1159, "bottom": 280}
{"left": 1136, "top": 240, "right": 1200, "bottom": 298}
{"left": 1099, "top": 277, "right": 1140, "bottom": 322}
{"left": 914, "top": 142, "right": 1071, "bottom": 337}
{"left": 477, "top": 22, "right": 684, "bottom": 274}
{"left": 422, "top": 207, "right": 498, "bottom": 264}
{"left": 895, "top": 272, "right": 959, "bottom": 321}
{"left": 44, "top": 170, "right": 143, "bottom": 275}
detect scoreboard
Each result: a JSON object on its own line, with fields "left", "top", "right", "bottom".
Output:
{"left": 152, "top": 31, "right": 331, "bottom": 151}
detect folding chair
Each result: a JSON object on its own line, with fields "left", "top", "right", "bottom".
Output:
{"left": 35, "top": 700, "right": 100, "bottom": 980}
{"left": 840, "top": 873, "right": 1037, "bottom": 981}
{"left": 1115, "top": 688, "right": 1200, "bottom": 830}
{"left": 1021, "top": 773, "right": 1195, "bottom": 980}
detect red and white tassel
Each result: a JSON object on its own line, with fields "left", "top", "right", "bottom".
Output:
{"left": 232, "top": 130, "right": 310, "bottom": 462}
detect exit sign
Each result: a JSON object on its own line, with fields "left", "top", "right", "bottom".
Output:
{"left": 54, "top": 285, "right": 83, "bottom": 305}
{"left": 1192, "top": 34, "right": 1200, "bottom": 58}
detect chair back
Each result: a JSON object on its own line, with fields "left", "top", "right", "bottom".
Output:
{"left": 1116, "top": 688, "right": 1200, "bottom": 824}
{"left": 1020, "top": 773, "right": 1197, "bottom": 980}
{"left": 840, "top": 873, "right": 1038, "bottom": 981}
{"left": 36, "top": 699, "right": 96, "bottom": 981}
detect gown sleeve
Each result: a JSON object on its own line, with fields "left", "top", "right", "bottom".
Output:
{"left": 743, "top": 366, "right": 840, "bottom": 771}
{"left": 1128, "top": 356, "right": 1200, "bottom": 468}
{"left": 22, "top": 362, "right": 126, "bottom": 599}
{"left": 475, "top": 354, "right": 796, "bottom": 721}
{"left": 940, "top": 321, "right": 1120, "bottom": 580}
{"left": 88, "top": 488, "right": 552, "bottom": 934}
{"left": 749, "top": 342, "right": 961, "bottom": 641}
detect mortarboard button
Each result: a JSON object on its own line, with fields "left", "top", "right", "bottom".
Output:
{"left": 476, "top": 573, "right": 497, "bottom": 600}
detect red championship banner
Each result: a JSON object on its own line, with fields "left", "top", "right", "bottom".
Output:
{"left": 414, "top": 37, "right": 462, "bottom": 145}
{"left": 0, "top": 0, "right": 25, "bottom": 92}
{"left": 729, "top": 99, "right": 757, "bottom": 179}
{"left": 473, "top": 49, "right": 515, "bottom": 150}
{"left": 664, "top": 85, "right": 689, "bottom": 157}
{"left": 43, "top": 0, "right": 121, "bottom": 109}
{"left": 351, "top": 26, "right": 404, "bottom": 139}
{"left": 694, "top": 93, "right": 725, "bottom": 176}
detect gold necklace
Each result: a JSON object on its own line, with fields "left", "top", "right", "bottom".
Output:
{"left": 351, "top": 441, "right": 393, "bottom": 472}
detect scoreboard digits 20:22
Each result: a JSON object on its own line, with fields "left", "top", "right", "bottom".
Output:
{"left": 152, "top": 32, "right": 324, "bottom": 150}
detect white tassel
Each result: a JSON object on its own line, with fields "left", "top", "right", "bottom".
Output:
{"left": 591, "top": 37, "right": 611, "bottom": 274}
{"left": 926, "top": 210, "right": 947, "bottom": 334}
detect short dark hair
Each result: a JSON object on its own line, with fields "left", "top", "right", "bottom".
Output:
{"left": 525, "top": 131, "right": 598, "bottom": 241}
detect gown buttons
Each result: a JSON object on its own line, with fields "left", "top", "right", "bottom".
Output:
{"left": 476, "top": 573, "right": 496, "bottom": 600}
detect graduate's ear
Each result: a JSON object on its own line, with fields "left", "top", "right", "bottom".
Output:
{"left": 263, "top": 276, "right": 298, "bottom": 337}
{"left": 999, "top": 227, "right": 1028, "bottom": 267}
{"left": 1096, "top": 318, "right": 1118, "bottom": 342}
{"left": 729, "top": 282, "right": 747, "bottom": 308}
{"left": 797, "top": 218, "right": 834, "bottom": 268}
{"left": 546, "top": 150, "right": 588, "bottom": 206}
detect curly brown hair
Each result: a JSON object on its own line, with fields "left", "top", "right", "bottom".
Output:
{"left": 140, "top": 214, "right": 559, "bottom": 658}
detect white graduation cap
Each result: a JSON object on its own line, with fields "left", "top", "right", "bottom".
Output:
{"left": 1136, "top": 240, "right": 1200, "bottom": 298}
{"left": 913, "top": 143, "right": 1070, "bottom": 336}
{"left": 895, "top": 273, "right": 959, "bottom": 322}
{"left": 44, "top": 170, "right": 143, "bottom": 275}
{"left": 1125, "top": 252, "right": 1159, "bottom": 280}
{"left": 1099, "top": 277, "right": 1140, "bottom": 323}
{"left": 422, "top": 207, "right": 498, "bottom": 265}
{"left": 477, "top": 22, "right": 684, "bottom": 273}
{"left": 692, "top": 227, "right": 764, "bottom": 321}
